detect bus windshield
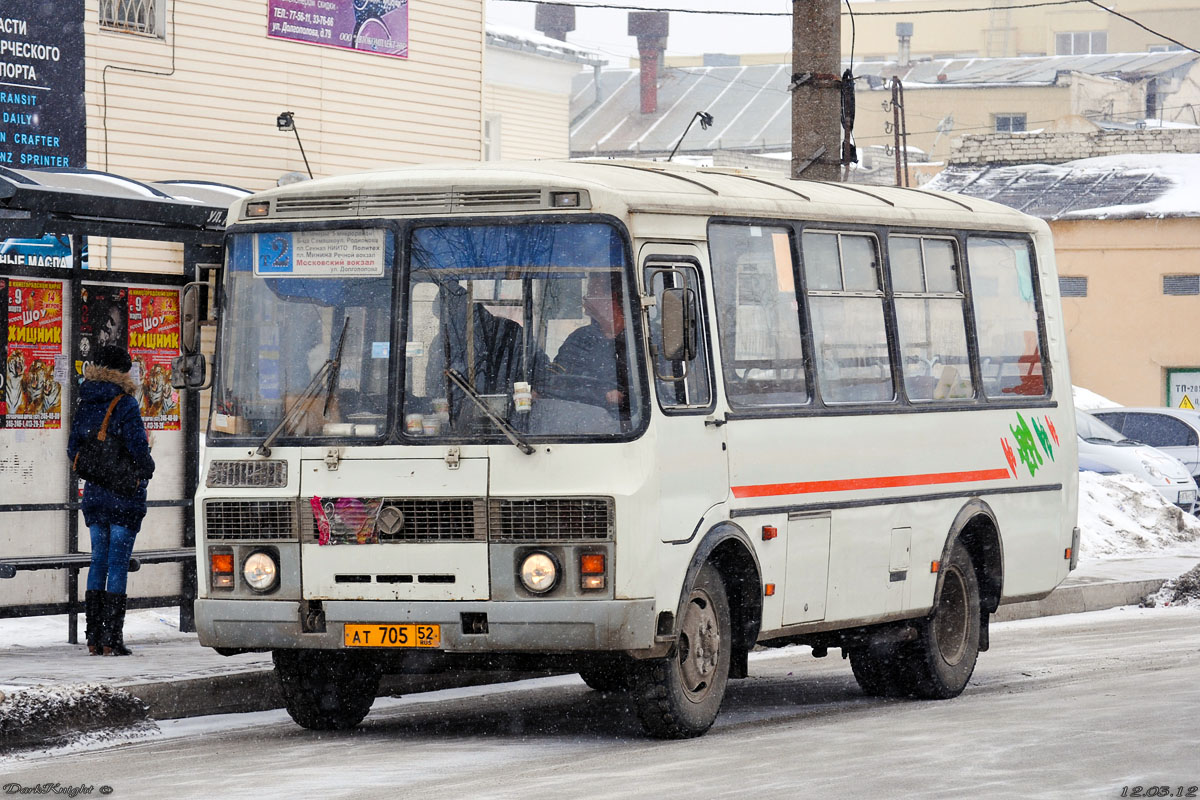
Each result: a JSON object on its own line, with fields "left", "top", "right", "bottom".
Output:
{"left": 212, "top": 220, "right": 643, "bottom": 442}
{"left": 403, "top": 221, "right": 643, "bottom": 440}
{"left": 213, "top": 228, "right": 396, "bottom": 440}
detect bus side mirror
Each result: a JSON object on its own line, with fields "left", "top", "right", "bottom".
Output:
{"left": 171, "top": 353, "right": 209, "bottom": 390}
{"left": 181, "top": 282, "right": 201, "bottom": 355}
{"left": 660, "top": 287, "right": 697, "bottom": 362}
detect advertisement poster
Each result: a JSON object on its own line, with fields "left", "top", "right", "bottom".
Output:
{"left": 127, "top": 288, "right": 181, "bottom": 431}
{"left": 0, "top": 276, "right": 6, "bottom": 425}
{"left": 0, "top": 1, "right": 86, "bottom": 168}
{"left": 5, "top": 279, "right": 65, "bottom": 429}
{"left": 267, "top": 0, "right": 408, "bottom": 58}
{"left": 78, "top": 285, "right": 129, "bottom": 370}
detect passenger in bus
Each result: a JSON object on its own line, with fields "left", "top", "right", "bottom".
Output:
{"left": 542, "top": 273, "right": 628, "bottom": 411}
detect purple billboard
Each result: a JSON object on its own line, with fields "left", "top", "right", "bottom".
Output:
{"left": 267, "top": 0, "right": 408, "bottom": 58}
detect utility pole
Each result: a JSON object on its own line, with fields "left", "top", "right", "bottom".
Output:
{"left": 790, "top": 0, "right": 842, "bottom": 181}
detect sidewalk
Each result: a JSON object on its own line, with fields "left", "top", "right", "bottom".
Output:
{"left": 2, "top": 553, "right": 1196, "bottom": 751}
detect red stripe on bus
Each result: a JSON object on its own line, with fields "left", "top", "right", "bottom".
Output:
{"left": 731, "top": 468, "right": 1013, "bottom": 499}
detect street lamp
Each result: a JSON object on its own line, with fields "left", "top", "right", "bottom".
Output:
{"left": 276, "top": 111, "right": 313, "bottom": 179}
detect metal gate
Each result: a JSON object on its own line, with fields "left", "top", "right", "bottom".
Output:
{"left": 0, "top": 167, "right": 245, "bottom": 640}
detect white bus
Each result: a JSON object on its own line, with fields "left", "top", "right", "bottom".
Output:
{"left": 178, "top": 160, "right": 1079, "bottom": 739}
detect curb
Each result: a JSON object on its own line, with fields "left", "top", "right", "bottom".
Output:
{"left": 2, "top": 578, "right": 1168, "bottom": 751}
{"left": 992, "top": 578, "right": 1163, "bottom": 622}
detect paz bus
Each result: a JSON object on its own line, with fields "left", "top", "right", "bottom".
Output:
{"left": 176, "top": 160, "right": 1079, "bottom": 739}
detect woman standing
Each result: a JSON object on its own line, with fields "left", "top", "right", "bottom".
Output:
{"left": 67, "top": 345, "right": 156, "bottom": 655}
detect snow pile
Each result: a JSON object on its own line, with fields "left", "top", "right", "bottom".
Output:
{"left": 1073, "top": 385, "right": 1120, "bottom": 411}
{"left": 1145, "top": 563, "right": 1200, "bottom": 607}
{"left": 0, "top": 684, "right": 153, "bottom": 752}
{"left": 1078, "top": 471, "right": 1200, "bottom": 557}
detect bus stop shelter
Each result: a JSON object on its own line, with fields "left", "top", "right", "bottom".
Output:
{"left": 0, "top": 165, "right": 247, "bottom": 639}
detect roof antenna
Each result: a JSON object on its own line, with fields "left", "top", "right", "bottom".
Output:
{"left": 667, "top": 111, "right": 714, "bottom": 162}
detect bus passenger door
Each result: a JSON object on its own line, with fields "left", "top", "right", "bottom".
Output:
{"left": 641, "top": 246, "right": 730, "bottom": 542}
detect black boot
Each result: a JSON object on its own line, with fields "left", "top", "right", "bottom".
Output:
{"left": 101, "top": 592, "right": 132, "bottom": 656}
{"left": 84, "top": 590, "right": 104, "bottom": 656}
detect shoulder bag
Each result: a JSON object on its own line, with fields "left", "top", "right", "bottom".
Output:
{"left": 73, "top": 395, "right": 143, "bottom": 498}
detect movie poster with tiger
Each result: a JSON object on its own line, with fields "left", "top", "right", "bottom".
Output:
{"left": 5, "top": 279, "right": 65, "bottom": 429}
{"left": 127, "top": 288, "right": 181, "bottom": 431}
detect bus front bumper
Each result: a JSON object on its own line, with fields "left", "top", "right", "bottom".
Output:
{"left": 195, "top": 598, "right": 658, "bottom": 653}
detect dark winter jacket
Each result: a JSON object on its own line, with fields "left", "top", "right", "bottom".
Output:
{"left": 67, "top": 366, "right": 156, "bottom": 532}
{"left": 544, "top": 321, "right": 623, "bottom": 408}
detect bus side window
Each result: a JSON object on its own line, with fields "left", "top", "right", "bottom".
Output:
{"left": 889, "top": 236, "right": 974, "bottom": 402}
{"left": 967, "top": 237, "right": 1047, "bottom": 398}
{"left": 644, "top": 263, "right": 712, "bottom": 409}
{"left": 709, "top": 224, "right": 809, "bottom": 408}
{"left": 803, "top": 230, "right": 894, "bottom": 404}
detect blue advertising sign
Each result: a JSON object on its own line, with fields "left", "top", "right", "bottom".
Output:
{"left": 267, "top": 0, "right": 408, "bottom": 59}
{"left": 0, "top": 1, "right": 86, "bottom": 169}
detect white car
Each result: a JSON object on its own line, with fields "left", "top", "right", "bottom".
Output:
{"left": 1090, "top": 407, "right": 1200, "bottom": 484}
{"left": 1076, "top": 409, "right": 1198, "bottom": 514}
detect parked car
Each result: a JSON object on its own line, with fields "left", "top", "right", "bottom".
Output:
{"left": 1090, "top": 407, "right": 1200, "bottom": 484}
{"left": 1076, "top": 409, "right": 1198, "bottom": 514}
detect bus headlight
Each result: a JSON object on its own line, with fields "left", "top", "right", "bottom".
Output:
{"left": 243, "top": 550, "right": 279, "bottom": 592}
{"left": 519, "top": 551, "right": 558, "bottom": 594}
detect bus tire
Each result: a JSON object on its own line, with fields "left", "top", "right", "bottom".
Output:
{"left": 273, "top": 649, "right": 381, "bottom": 731}
{"left": 632, "top": 563, "right": 731, "bottom": 739}
{"left": 848, "top": 644, "right": 916, "bottom": 697}
{"left": 578, "top": 658, "right": 633, "bottom": 692}
{"left": 904, "top": 541, "right": 981, "bottom": 699}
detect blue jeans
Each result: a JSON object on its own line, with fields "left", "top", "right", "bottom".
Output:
{"left": 87, "top": 522, "right": 137, "bottom": 594}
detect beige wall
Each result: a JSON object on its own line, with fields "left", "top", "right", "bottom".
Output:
{"left": 85, "top": 0, "right": 485, "bottom": 191}
{"left": 839, "top": 0, "right": 1200, "bottom": 60}
{"left": 483, "top": 47, "right": 582, "bottom": 160}
{"left": 1053, "top": 218, "right": 1200, "bottom": 406}
{"left": 855, "top": 84, "right": 1080, "bottom": 160}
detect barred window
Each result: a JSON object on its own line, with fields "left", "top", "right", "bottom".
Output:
{"left": 1059, "top": 276, "right": 1088, "bottom": 297}
{"left": 100, "top": 0, "right": 164, "bottom": 37}
{"left": 1164, "top": 275, "right": 1200, "bottom": 296}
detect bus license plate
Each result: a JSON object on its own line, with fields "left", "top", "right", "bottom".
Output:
{"left": 344, "top": 623, "right": 441, "bottom": 648}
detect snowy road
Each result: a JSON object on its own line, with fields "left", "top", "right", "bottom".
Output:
{"left": 4, "top": 606, "right": 1199, "bottom": 799}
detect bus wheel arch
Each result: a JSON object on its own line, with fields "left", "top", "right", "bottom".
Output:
{"left": 679, "top": 522, "right": 762, "bottom": 679}
{"left": 944, "top": 500, "right": 1004, "bottom": 648}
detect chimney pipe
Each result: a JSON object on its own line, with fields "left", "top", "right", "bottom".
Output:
{"left": 896, "top": 21, "right": 913, "bottom": 68}
{"left": 629, "top": 11, "right": 668, "bottom": 114}
{"left": 535, "top": 3, "right": 576, "bottom": 42}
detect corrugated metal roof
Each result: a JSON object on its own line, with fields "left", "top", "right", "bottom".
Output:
{"left": 571, "top": 51, "right": 1199, "bottom": 158}
{"left": 925, "top": 154, "right": 1200, "bottom": 219}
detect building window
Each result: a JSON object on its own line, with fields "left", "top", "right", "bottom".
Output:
{"left": 994, "top": 114, "right": 1027, "bottom": 133}
{"left": 1059, "top": 277, "right": 1088, "bottom": 297}
{"left": 1147, "top": 44, "right": 1185, "bottom": 52}
{"left": 100, "top": 0, "right": 164, "bottom": 37}
{"left": 1164, "top": 275, "right": 1200, "bottom": 296}
{"left": 483, "top": 114, "right": 502, "bottom": 161}
{"left": 1055, "top": 31, "right": 1107, "bottom": 55}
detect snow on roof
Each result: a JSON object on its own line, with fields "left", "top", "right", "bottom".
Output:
{"left": 486, "top": 23, "right": 605, "bottom": 65}
{"left": 1074, "top": 385, "right": 1122, "bottom": 411}
{"left": 926, "top": 153, "right": 1200, "bottom": 220}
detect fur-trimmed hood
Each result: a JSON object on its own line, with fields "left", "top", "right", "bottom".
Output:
{"left": 84, "top": 363, "right": 137, "bottom": 395}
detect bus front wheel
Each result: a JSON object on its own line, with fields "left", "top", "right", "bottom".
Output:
{"left": 632, "top": 563, "right": 731, "bottom": 739}
{"left": 273, "top": 649, "right": 381, "bottom": 731}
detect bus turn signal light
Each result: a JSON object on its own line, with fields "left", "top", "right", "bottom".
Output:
{"left": 764, "top": 583, "right": 776, "bottom": 596}
{"left": 930, "top": 560, "right": 940, "bottom": 573}
{"left": 211, "top": 552, "right": 234, "bottom": 588}
{"left": 1064, "top": 547, "right": 1072, "bottom": 560}
{"left": 580, "top": 554, "right": 605, "bottom": 590}
{"left": 762, "top": 525, "right": 777, "bottom": 541}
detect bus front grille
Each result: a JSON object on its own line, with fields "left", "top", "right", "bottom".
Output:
{"left": 205, "top": 499, "right": 298, "bottom": 541}
{"left": 300, "top": 498, "right": 488, "bottom": 543}
{"left": 488, "top": 498, "right": 614, "bottom": 543}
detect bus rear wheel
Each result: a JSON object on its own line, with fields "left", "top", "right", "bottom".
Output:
{"left": 906, "top": 542, "right": 981, "bottom": 698}
{"left": 273, "top": 649, "right": 381, "bottom": 731}
{"left": 849, "top": 542, "right": 981, "bottom": 699}
{"left": 632, "top": 563, "right": 731, "bottom": 739}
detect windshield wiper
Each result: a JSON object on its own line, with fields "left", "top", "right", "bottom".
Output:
{"left": 256, "top": 319, "right": 350, "bottom": 457}
{"left": 444, "top": 368, "right": 534, "bottom": 455}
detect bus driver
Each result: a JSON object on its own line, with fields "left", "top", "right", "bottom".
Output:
{"left": 544, "top": 272, "right": 629, "bottom": 411}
